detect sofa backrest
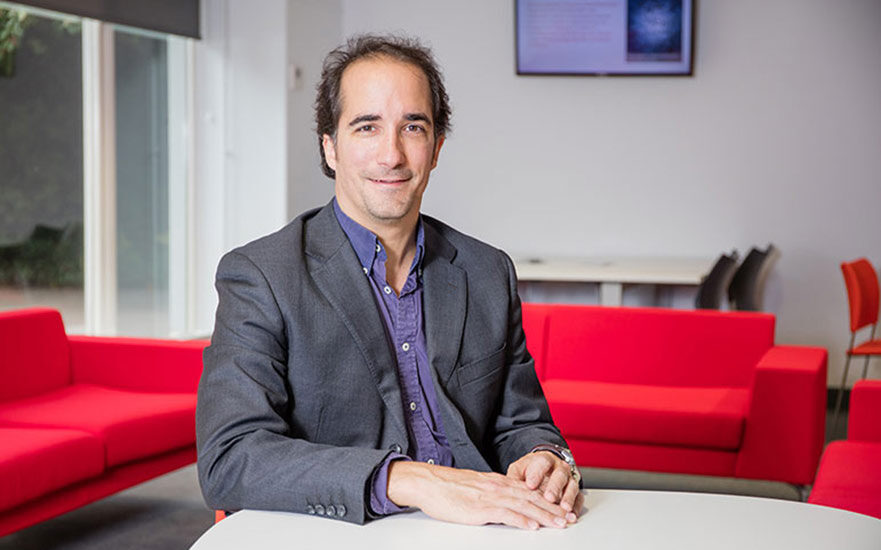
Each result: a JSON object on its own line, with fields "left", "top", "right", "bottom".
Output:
{"left": 521, "top": 303, "right": 551, "bottom": 380}
{"left": 0, "top": 308, "right": 71, "bottom": 402}
{"left": 534, "top": 304, "right": 775, "bottom": 388}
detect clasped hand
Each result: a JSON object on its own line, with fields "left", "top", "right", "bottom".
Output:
{"left": 387, "top": 452, "right": 583, "bottom": 530}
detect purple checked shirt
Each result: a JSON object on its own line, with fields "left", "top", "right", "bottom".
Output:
{"left": 333, "top": 200, "right": 455, "bottom": 516}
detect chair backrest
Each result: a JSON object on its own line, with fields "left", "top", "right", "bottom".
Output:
{"left": 728, "top": 244, "right": 780, "bottom": 311}
{"left": 0, "top": 308, "right": 71, "bottom": 402}
{"left": 841, "top": 258, "right": 880, "bottom": 333}
{"left": 695, "top": 251, "right": 739, "bottom": 309}
{"left": 541, "top": 305, "right": 775, "bottom": 388}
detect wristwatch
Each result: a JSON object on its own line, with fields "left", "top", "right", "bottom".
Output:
{"left": 531, "top": 443, "right": 582, "bottom": 485}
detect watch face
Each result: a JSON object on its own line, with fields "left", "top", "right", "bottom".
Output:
{"left": 558, "top": 448, "right": 575, "bottom": 464}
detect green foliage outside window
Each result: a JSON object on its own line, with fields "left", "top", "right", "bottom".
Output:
{"left": 0, "top": 7, "right": 29, "bottom": 77}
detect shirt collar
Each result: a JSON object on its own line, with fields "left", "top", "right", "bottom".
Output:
{"left": 332, "top": 198, "right": 425, "bottom": 277}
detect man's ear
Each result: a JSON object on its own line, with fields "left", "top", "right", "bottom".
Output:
{"left": 431, "top": 135, "right": 445, "bottom": 169}
{"left": 322, "top": 134, "right": 337, "bottom": 172}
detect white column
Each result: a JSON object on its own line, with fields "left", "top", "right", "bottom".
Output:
{"left": 167, "top": 35, "right": 192, "bottom": 337}
{"left": 82, "top": 20, "right": 117, "bottom": 335}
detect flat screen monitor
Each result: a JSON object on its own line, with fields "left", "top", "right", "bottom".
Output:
{"left": 516, "top": 0, "right": 694, "bottom": 76}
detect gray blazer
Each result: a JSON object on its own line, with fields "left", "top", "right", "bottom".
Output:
{"left": 196, "top": 202, "right": 565, "bottom": 524}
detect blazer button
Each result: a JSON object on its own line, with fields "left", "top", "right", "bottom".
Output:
{"left": 337, "top": 504, "right": 347, "bottom": 517}
{"left": 390, "top": 443, "right": 402, "bottom": 453}
{"left": 315, "top": 504, "right": 325, "bottom": 516}
{"left": 326, "top": 505, "right": 336, "bottom": 517}
{"left": 306, "top": 504, "right": 315, "bottom": 515}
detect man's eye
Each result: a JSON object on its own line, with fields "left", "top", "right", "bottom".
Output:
{"left": 356, "top": 125, "right": 374, "bottom": 132}
{"left": 406, "top": 124, "right": 425, "bottom": 133}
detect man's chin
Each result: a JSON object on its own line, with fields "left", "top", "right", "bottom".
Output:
{"left": 366, "top": 204, "right": 415, "bottom": 223}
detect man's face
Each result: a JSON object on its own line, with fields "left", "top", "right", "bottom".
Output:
{"left": 322, "top": 56, "right": 444, "bottom": 229}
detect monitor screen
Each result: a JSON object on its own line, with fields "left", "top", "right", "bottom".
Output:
{"left": 516, "top": 0, "right": 694, "bottom": 76}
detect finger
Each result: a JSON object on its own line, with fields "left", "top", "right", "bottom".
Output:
{"left": 505, "top": 458, "right": 526, "bottom": 481}
{"left": 524, "top": 455, "right": 553, "bottom": 490}
{"left": 574, "top": 490, "right": 586, "bottom": 516}
{"left": 507, "top": 495, "right": 569, "bottom": 529}
{"left": 501, "top": 482, "right": 570, "bottom": 519}
{"left": 560, "top": 478, "right": 579, "bottom": 518}
{"left": 543, "top": 462, "right": 571, "bottom": 503}
{"left": 491, "top": 507, "right": 539, "bottom": 531}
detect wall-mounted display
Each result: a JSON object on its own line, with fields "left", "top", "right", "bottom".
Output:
{"left": 516, "top": 0, "right": 694, "bottom": 76}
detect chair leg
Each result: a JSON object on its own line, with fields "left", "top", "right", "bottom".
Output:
{"left": 861, "top": 326, "right": 878, "bottom": 380}
{"left": 832, "top": 353, "right": 854, "bottom": 434}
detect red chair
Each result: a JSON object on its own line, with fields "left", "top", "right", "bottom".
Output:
{"left": 833, "top": 258, "right": 881, "bottom": 429}
{"left": 810, "top": 380, "right": 881, "bottom": 519}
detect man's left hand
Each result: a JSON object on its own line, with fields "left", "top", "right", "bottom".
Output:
{"left": 506, "top": 451, "right": 583, "bottom": 523}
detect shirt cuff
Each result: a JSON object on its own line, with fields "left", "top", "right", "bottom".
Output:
{"left": 369, "top": 453, "right": 410, "bottom": 516}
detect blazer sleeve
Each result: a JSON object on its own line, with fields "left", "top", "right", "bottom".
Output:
{"left": 195, "top": 250, "right": 391, "bottom": 524}
{"left": 489, "top": 251, "right": 570, "bottom": 471}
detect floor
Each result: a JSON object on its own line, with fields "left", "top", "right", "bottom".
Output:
{"left": 0, "top": 466, "right": 213, "bottom": 550}
{"left": 0, "top": 407, "right": 850, "bottom": 549}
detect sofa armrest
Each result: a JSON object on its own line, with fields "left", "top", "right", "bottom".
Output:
{"left": 849, "top": 379, "right": 881, "bottom": 442}
{"left": 735, "top": 345, "right": 827, "bottom": 485}
{"left": 68, "top": 336, "right": 208, "bottom": 393}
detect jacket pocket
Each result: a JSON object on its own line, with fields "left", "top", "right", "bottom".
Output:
{"left": 455, "top": 343, "right": 507, "bottom": 387}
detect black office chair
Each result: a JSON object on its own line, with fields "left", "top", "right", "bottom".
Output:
{"left": 728, "top": 244, "right": 781, "bottom": 311}
{"left": 695, "top": 251, "right": 740, "bottom": 309}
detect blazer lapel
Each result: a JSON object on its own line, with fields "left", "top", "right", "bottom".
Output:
{"left": 421, "top": 222, "right": 467, "bottom": 387}
{"left": 421, "top": 222, "right": 492, "bottom": 468}
{"left": 305, "top": 204, "right": 407, "bottom": 438}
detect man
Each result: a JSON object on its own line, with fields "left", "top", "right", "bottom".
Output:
{"left": 196, "top": 34, "right": 583, "bottom": 530}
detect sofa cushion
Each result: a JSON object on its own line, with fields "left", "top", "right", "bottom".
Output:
{"left": 0, "top": 427, "right": 104, "bottom": 513}
{"left": 0, "top": 308, "right": 70, "bottom": 403}
{"left": 809, "top": 441, "right": 881, "bottom": 519}
{"left": 542, "top": 305, "right": 774, "bottom": 387}
{"left": 542, "top": 380, "right": 750, "bottom": 450}
{"left": 0, "top": 384, "right": 196, "bottom": 467}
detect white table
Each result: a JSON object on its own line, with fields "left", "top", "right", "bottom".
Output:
{"left": 514, "top": 257, "right": 715, "bottom": 306}
{"left": 190, "top": 489, "right": 881, "bottom": 550}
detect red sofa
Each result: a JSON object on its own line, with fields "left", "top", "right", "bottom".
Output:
{"left": 809, "top": 380, "right": 881, "bottom": 518}
{"left": 0, "top": 308, "right": 207, "bottom": 536}
{"left": 522, "top": 304, "right": 827, "bottom": 486}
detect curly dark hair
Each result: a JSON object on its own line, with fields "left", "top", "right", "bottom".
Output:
{"left": 314, "top": 34, "right": 452, "bottom": 179}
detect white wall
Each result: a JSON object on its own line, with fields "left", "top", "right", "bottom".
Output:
{"left": 330, "top": 0, "right": 881, "bottom": 386}
{"left": 192, "top": 0, "right": 290, "bottom": 335}
{"left": 287, "top": 0, "right": 341, "bottom": 216}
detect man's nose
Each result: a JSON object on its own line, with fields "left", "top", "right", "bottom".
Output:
{"left": 377, "top": 132, "right": 405, "bottom": 168}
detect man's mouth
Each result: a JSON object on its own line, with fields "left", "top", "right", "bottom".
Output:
{"left": 368, "top": 176, "right": 411, "bottom": 184}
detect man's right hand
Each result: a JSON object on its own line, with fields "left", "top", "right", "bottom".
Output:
{"left": 386, "top": 461, "right": 573, "bottom": 530}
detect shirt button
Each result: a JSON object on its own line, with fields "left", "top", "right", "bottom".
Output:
{"left": 326, "top": 505, "right": 336, "bottom": 517}
{"left": 427, "top": 459, "right": 435, "bottom": 465}
{"left": 306, "top": 504, "right": 315, "bottom": 515}
{"left": 315, "top": 504, "right": 325, "bottom": 516}
{"left": 401, "top": 342, "right": 410, "bottom": 351}
{"left": 383, "top": 286, "right": 392, "bottom": 294}
{"left": 375, "top": 244, "right": 381, "bottom": 252}
{"left": 337, "top": 504, "right": 347, "bottom": 517}
{"left": 409, "top": 401, "right": 417, "bottom": 411}
{"left": 390, "top": 443, "right": 402, "bottom": 453}
{"left": 362, "top": 267, "right": 368, "bottom": 275}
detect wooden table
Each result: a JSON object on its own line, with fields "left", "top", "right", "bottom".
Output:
{"left": 514, "top": 257, "right": 715, "bottom": 306}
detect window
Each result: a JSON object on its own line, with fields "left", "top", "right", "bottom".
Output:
{"left": 0, "top": 9, "right": 84, "bottom": 330}
{"left": 0, "top": 3, "right": 193, "bottom": 337}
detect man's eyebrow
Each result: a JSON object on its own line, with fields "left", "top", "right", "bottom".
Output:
{"left": 405, "top": 113, "right": 432, "bottom": 125}
{"left": 348, "top": 114, "right": 381, "bottom": 127}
